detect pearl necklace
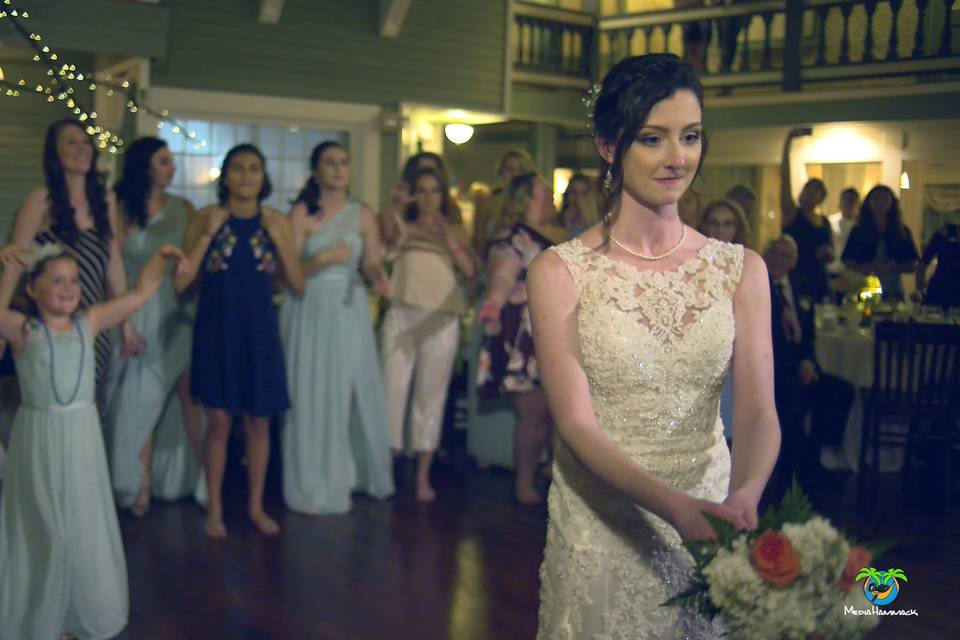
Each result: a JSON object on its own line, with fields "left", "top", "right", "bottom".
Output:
{"left": 610, "top": 224, "right": 687, "bottom": 261}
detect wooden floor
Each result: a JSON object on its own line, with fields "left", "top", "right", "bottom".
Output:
{"left": 113, "top": 434, "right": 957, "bottom": 640}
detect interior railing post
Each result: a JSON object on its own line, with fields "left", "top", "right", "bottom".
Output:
{"left": 914, "top": 0, "right": 930, "bottom": 57}
{"left": 940, "top": 0, "right": 956, "bottom": 55}
{"left": 783, "top": 0, "right": 804, "bottom": 90}
{"left": 887, "top": 0, "right": 904, "bottom": 61}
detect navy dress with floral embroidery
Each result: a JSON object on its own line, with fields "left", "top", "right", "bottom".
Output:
{"left": 190, "top": 212, "right": 290, "bottom": 417}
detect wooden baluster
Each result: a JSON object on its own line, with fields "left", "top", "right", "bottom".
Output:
{"left": 581, "top": 25, "right": 595, "bottom": 80}
{"left": 606, "top": 30, "right": 618, "bottom": 71}
{"left": 556, "top": 24, "right": 568, "bottom": 72}
{"left": 719, "top": 16, "right": 742, "bottom": 72}
{"left": 515, "top": 17, "right": 525, "bottom": 67}
{"left": 624, "top": 27, "right": 636, "bottom": 58}
{"left": 887, "top": 0, "right": 903, "bottom": 61}
{"left": 864, "top": 0, "right": 878, "bottom": 62}
{"left": 566, "top": 27, "right": 577, "bottom": 74}
{"left": 839, "top": 4, "right": 853, "bottom": 64}
{"left": 551, "top": 24, "right": 562, "bottom": 72}
{"left": 762, "top": 12, "right": 775, "bottom": 70}
{"left": 940, "top": 0, "right": 956, "bottom": 55}
{"left": 741, "top": 15, "right": 752, "bottom": 71}
{"left": 914, "top": 0, "right": 930, "bottom": 57}
{"left": 816, "top": 7, "right": 830, "bottom": 66}
{"left": 643, "top": 25, "right": 655, "bottom": 54}
{"left": 660, "top": 23, "right": 672, "bottom": 54}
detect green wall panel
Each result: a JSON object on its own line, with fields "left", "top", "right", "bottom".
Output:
{"left": 151, "top": 0, "right": 507, "bottom": 112}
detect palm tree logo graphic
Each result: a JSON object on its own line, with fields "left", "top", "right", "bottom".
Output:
{"left": 855, "top": 567, "right": 908, "bottom": 606}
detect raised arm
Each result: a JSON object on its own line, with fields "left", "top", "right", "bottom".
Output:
{"left": 263, "top": 210, "right": 305, "bottom": 295}
{"left": 727, "top": 249, "right": 781, "bottom": 527}
{"left": 87, "top": 245, "right": 188, "bottom": 335}
{"left": 358, "top": 204, "right": 391, "bottom": 296}
{"left": 379, "top": 182, "right": 411, "bottom": 250}
{"left": 174, "top": 206, "right": 225, "bottom": 293}
{"left": 0, "top": 255, "right": 29, "bottom": 354}
{"left": 780, "top": 129, "right": 802, "bottom": 227}
{"left": 0, "top": 187, "right": 49, "bottom": 310}
{"left": 445, "top": 223, "right": 479, "bottom": 281}
{"left": 527, "top": 251, "right": 744, "bottom": 541}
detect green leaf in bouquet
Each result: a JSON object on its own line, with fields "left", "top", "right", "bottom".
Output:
{"left": 702, "top": 511, "right": 737, "bottom": 550}
{"left": 683, "top": 539, "right": 720, "bottom": 570}
{"left": 662, "top": 577, "right": 720, "bottom": 618}
{"left": 758, "top": 478, "right": 813, "bottom": 532}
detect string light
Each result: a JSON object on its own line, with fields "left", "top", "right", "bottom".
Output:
{"left": 1, "top": 1, "right": 208, "bottom": 151}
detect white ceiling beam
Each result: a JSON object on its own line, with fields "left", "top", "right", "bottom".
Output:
{"left": 379, "top": 0, "right": 412, "bottom": 38}
{"left": 258, "top": 0, "right": 286, "bottom": 24}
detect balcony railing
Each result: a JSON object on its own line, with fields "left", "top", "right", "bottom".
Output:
{"left": 512, "top": 2, "right": 597, "bottom": 89}
{"left": 511, "top": 0, "right": 960, "bottom": 92}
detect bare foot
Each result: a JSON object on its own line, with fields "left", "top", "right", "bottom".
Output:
{"left": 515, "top": 485, "right": 542, "bottom": 506}
{"left": 416, "top": 482, "right": 437, "bottom": 503}
{"left": 249, "top": 510, "right": 279, "bottom": 536}
{"left": 131, "top": 488, "right": 150, "bottom": 518}
{"left": 204, "top": 513, "right": 227, "bottom": 539}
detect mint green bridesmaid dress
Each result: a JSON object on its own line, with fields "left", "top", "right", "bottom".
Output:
{"left": 105, "top": 195, "right": 202, "bottom": 507}
{"left": 280, "top": 201, "right": 394, "bottom": 514}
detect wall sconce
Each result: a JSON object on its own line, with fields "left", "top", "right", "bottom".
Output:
{"left": 899, "top": 170, "right": 910, "bottom": 190}
{"left": 444, "top": 123, "right": 474, "bottom": 145}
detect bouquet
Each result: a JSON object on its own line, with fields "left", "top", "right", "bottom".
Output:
{"left": 665, "top": 482, "right": 889, "bottom": 640}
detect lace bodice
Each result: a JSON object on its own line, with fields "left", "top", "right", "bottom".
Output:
{"left": 552, "top": 236, "right": 743, "bottom": 489}
{"left": 538, "top": 236, "right": 743, "bottom": 640}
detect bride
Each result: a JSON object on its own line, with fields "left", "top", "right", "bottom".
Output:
{"left": 528, "top": 54, "right": 781, "bottom": 639}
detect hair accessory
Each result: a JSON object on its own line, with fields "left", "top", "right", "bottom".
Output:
{"left": 581, "top": 82, "right": 602, "bottom": 134}
{"left": 25, "top": 242, "right": 68, "bottom": 276}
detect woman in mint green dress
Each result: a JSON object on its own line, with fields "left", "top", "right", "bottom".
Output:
{"left": 280, "top": 141, "right": 394, "bottom": 514}
{"left": 107, "top": 137, "right": 204, "bottom": 516}
{"left": 0, "top": 242, "right": 186, "bottom": 640}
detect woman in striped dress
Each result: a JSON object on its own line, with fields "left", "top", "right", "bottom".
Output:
{"left": 0, "top": 119, "right": 134, "bottom": 413}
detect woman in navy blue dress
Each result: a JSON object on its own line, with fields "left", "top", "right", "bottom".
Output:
{"left": 175, "top": 144, "right": 303, "bottom": 538}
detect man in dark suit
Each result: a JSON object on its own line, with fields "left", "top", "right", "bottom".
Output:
{"left": 765, "top": 235, "right": 854, "bottom": 481}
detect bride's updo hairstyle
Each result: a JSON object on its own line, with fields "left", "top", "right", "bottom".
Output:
{"left": 592, "top": 53, "right": 707, "bottom": 233}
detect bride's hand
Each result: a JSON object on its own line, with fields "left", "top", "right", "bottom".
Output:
{"left": 724, "top": 489, "right": 760, "bottom": 530}
{"left": 671, "top": 496, "right": 746, "bottom": 542}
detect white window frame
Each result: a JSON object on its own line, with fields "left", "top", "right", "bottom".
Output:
{"left": 138, "top": 86, "right": 382, "bottom": 210}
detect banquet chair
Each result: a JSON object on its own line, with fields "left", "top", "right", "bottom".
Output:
{"left": 858, "top": 322, "right": 960, "bottom": 505}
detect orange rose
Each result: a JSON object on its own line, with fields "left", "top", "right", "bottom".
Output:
{"left": 750, "top": 530, "right": 801, "bottom": 588}
{"left": 839, "top": 545, "right": 872, "bottom": 592}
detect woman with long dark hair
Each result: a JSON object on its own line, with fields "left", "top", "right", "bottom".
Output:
{"left": 0, "top": 119, "right": 135, "bottom": 414}
{"left": 527, "top": 54, "right": 780, "bottom": 637}
{"left": 106, "top": 137, "right": 204, "bottom": 516}
{"left": 380, "top": 167, "right": 477, "bottom": 502}
{"left": 280, "top": 140, "right": 394, "bottom": 514}
{"left": 842, "top": 185, "right": 918, "bottom": 301}
{"left": 174, "top": 144, "right": 304, "bottom": 538}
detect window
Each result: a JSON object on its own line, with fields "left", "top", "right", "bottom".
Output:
{"left": 159, "top": 118, "right": 348, "bottom": 212}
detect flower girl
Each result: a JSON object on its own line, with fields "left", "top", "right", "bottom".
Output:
{"left": 0, "top": 242, "right": 186, "bottom": 640}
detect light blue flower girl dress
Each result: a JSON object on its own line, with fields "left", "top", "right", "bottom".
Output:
{"left": 0, "top": 314, "right": 128, "bottom": 640}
